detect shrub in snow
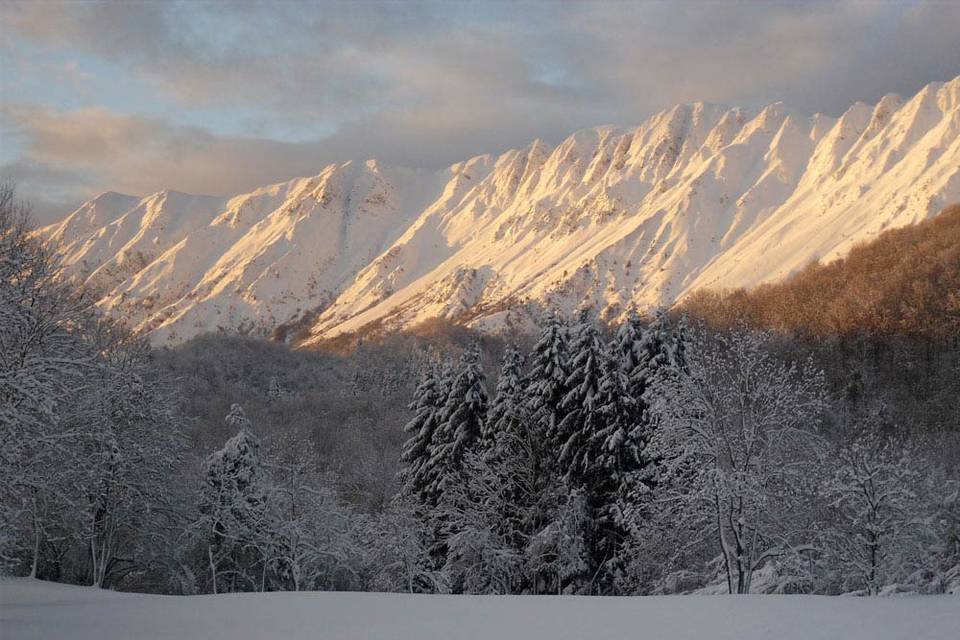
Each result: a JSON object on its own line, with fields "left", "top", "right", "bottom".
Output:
{"left": 356, "top": 497, "right": 439, "bottom": 593}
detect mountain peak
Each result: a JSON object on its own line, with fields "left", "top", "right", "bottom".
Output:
{"left": 92, "top": 190, "right": 140, "bottom": 203}
{"left": 43, "top": 77, "right": 960, "bottom": 346}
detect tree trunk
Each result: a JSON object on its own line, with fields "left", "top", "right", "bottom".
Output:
{"left": 208, "top": 545, "right": 218, "bottom": 595}
{"left": 29, "top": 523, "right": 40, "bottom": 578}
{"left": 29, "top": 498, "right": 41, "bottom": 579}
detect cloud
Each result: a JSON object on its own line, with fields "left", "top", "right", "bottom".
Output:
{"left": 555, "top": 1, "right": 960, "bottom": 117}
{"left": 2, "top": 0, "right": 959, "bottom": 219}
{"left": 3, "top": 106, "right": 334, "bottom": 198}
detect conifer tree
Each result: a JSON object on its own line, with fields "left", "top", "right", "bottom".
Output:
{"left": 635, "top": 310, "right": 673, "bottom": 390}
{"left": 607, "top": 308, "right": 689, "bottom": 540}
{"left": 525, "top": 313, "right": 570, "bottom": 461}
{"left": 670, "top": 313, "right": 689, "bottom": 374}
{"left": 608, "top": 309, "right": 684, "bottom": 480}
{"left": 199, "top": 405, "right": 268, "bottom": 593}
{"left": 423, "top": 346, "right": 488, "bottom": 502}
{"left": 627, "top": 309, "right": 680, "bottom": 456}
{"left": 399, "top": 366, "right": 444, "bottom": 503}
{"left": 481, "top": 346, "right": 525, "bottom": 463}
{"left": 611, "top": 309, "right": 658, "bottom": 434}
{"left": 593, "top": 352, "right": 639, "bottom": 494}
{"left": 587, "top": 350, "right": 641, "bottom": 593}
{"left": 414, "top": 360, "right": 455, "bottom": 507}
{"left": 553, "top": 316, "right": 634, "bottom": 592}
{"left": 556, "top": 316, "right": 606, "bottom": 485}
{"left": 612, "top": 309, "right": 645, "bottom": 387}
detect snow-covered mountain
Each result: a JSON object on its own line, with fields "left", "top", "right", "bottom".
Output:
{"left": 40, "top": 76, "right": 960, "bottom": 346}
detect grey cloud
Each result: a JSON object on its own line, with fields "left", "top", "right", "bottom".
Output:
{"left": 4, "top": 106, "right": 335, "bottom": 197}
{"left": 558, "top": 1, "right": 960, "bottom": 118}
{"left": 2, "top": 0, "right": 959, "bottom": 216}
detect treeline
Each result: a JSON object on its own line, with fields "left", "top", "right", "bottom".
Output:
{"left": 683, "top": 204, "right": 960, "bottom": 341}
{"left": 154, "top": 333, "right": 427, "bottom": 509}
{"left": 388, "top": 314, "right": 960, "bottom": 595}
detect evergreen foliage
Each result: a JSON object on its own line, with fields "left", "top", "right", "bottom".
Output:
{"left": 525, "top": 314, "right": 570, "bottom": 450}
{"left": 481, "top": 345, "right": 526, "bottom": 463}
{"left": 422, "top": 346, "right": 488, "bottom": 503}
{"left": 556, "top": 316, "right": 607, "bottom": 486}
{"left": 399, "top": 366, "right": 444, "bottom": 503}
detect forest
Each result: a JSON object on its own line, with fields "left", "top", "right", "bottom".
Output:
{"left": 682, "top": 204, "right": 960, "bottom": 341}
{"left": 2, "top": 186, "right": 959, "bottom": 597}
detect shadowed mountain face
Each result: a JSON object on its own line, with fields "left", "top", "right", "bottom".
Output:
{"left": 39, "top": 77, "right": 960, "bottom": 346}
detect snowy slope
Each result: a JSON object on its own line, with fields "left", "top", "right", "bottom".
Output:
{"left": 41, "top": 162, "right": 443, "bottom": 342}
{"left": 40, "top": 76, "right": 960, "bottom": 345}
{"left": 2, "top": 578, "right": 958, "bottom": 640}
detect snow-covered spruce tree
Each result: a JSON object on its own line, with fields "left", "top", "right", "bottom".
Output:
{"left": 551, "top": 315, "right": 601, "bottom": 590}
{"left": 515, "top": 314, "right": 573, "bottom": 576}
{"left": 592, "top": 351, "right": 639, "bottom": 507}
{"left": 408, "top": 359, "right": 456, "bottom": 507}
{"left": 196, "top": 406, "right": 269, "bottom": 593}
{"left": 421, "top": 345, "right": 488, "bottom": 503}
{"left": 555, "top": 315, "right": 640, "bottom": 592}
{"left": 556, "top": 315, "right": 606, "bottom": 486}
{"left": 609, "top": 312, "right": 691, "bottom": 546}
{"left": 606, "top": 310, "right": 683, "bottom": 523}
{"left": 617, "top": 308, "right": 674, "bottom": 399}
{"left": 612, "top": 309, "right": 645, "bottom": 377}
{"left": 632, "top": 309, "right": 678, "bottom": 424}
{"left": 646, "top": 326, "right": 826, "bottom": 594}
{"left": 670, "top": 312, "right": 689, "bottom": 374}
{"left": 399, "top": 365, "right": 445, "bottom": 504}
{"left": 820, "top": 433, "right": 937, "bottom": 595}
{"left": 481, "top": 345, "right": 526, "bottom": 463}
{"left": 439, "top": 411, "right": 591, "bottom": 595}
{"left": 461, "top": 345, "right": 534, "bottom": 590}
{"left": 525, "top": 313, "right": 570, "bottom": 465}
{"left": 610, "top": 309, "right": 683, "bottom": 483}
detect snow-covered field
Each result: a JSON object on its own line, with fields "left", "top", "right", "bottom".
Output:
{"left": 1, "top": 579, "right": 957, "bottom": 640}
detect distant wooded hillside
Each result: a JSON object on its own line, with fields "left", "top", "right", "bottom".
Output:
{"left": 682, "top": 204, "right": 960, "bottom": 341}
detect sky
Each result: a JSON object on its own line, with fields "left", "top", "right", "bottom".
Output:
{"left": 2, "top": 0, "right": 959, "bottom": 223}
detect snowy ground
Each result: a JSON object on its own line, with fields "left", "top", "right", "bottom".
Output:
{"left": 1, "top": 578, "right": 958, "bottom": 640}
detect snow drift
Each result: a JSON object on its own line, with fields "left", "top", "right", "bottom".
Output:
{"left": 2, "top": 578, "right": 958, "bottom": 640}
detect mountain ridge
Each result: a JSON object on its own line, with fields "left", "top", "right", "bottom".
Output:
{"left": 39, "top": 75, "right": 960, "bottom": 346}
